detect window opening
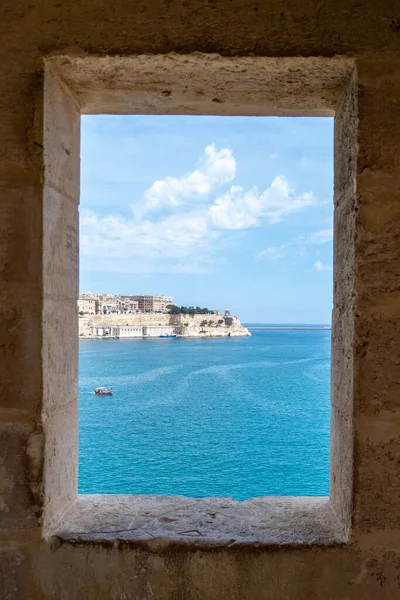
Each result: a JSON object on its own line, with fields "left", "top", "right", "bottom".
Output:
{"left": 78, "top": 115, "right": 333, "bottom": 499}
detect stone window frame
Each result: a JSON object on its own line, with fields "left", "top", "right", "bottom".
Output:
{"left": 43, "top": 54, "right": 356, "bottom": 546}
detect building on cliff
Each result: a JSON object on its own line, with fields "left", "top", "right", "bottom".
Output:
{"left": 132, "top": 295, "right": 173, "bottom": 313}
{"left": 84, "top": 313, "right": 250, "bottom": 338}
{"left": 77, "top": 293, "right": 172, "bottom": 315}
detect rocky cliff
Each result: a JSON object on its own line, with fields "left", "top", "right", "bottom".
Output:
{"left": 79, "top": 312, "right": 251, "bottom": 338}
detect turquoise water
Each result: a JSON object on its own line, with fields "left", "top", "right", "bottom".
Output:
{"left": 78, "top": 328, "right": 331, "bottom": 499}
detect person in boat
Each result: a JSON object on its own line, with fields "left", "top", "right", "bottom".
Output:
{"left": 94, "top": 386, "right": 113, "bottom": 395}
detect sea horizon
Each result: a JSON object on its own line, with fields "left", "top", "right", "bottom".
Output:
{"left": 244, "top": 322, "right": 331, "bottom": 327}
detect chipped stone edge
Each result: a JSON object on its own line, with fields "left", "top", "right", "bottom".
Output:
{"left": 48, "top": 494, "right": 349, "bottom": 550}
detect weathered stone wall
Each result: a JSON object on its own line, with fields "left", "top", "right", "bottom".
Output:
{"left": 1, "top": 1, "right": 400, "bottom": 599}
{"left": 82, "top": 312, "right": 226, "bottom": 328}
{"left": 82, "top": 312, "right": 176, "bottom": 329}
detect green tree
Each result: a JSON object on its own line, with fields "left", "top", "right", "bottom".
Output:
{"left": 167, "top": 304, "right": 181, "bottom": 314}
{"left": 167, "top": 304, "right": 210, "bottom": 315}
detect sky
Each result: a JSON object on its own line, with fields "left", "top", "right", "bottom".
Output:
{"left": 80, "top": 115, "right": 333, "bottom": 323}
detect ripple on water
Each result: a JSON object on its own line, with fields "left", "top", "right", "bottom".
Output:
{"left": 78, "top": 330, "right": 331, "bottom": 499}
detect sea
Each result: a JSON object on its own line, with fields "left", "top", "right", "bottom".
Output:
{"left": 78, "top": 326, "right": 331, "bottom": 499}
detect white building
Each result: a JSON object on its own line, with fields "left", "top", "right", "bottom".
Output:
{"left": 78, "top": 296, "right": 98, "bottom": 315}
{"left": 91, "top": 325, "right": 177, "bottom": 338}
{"left": 118, "top": 326, "right": 143, "bottom": 338}
{"left": 119, "top": 297, "right": 139, "bottom": 313}
{"left": 143, "top": 325, "right": 176, "bottom": 337}
{"left": 132, "top": 295, "right": 173, "bottom": 313}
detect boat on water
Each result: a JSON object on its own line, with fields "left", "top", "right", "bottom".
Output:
{"left": 94, "top": 386, "right": 113, "bottom": 396}
{"left": 159, "top": 333, "right": 177, "bottom": 338}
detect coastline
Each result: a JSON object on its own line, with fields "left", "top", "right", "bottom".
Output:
{"left": 246, "top": 326, "right": 331, "bottom": 331}
{"left": 78, "top": 313, "right": 331, "bottom": 339}
{"left": 79, "top": 331, "right": 250, "bottom": 339}
{"left": 79, "top": 312, "right": 251, "bottom": 339}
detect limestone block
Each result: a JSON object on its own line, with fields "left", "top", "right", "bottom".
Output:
{"left": 354, "top": 319, "right": 400, "bottom": 417}
{"left": 43, "top": 185, "right": 79, "bottom": 300}
{"left": 0, "top": 300, "right": 42, "bottom": 412}
{"left": 357, "top": 170, "right": 400, "bottom": 223}
{"left": 0, "top": 423, "right": 42, "bottom": 531}
{"left": 333, "top": 199, "right": 355, "bottom": 312}
{"left": 355, "top": 186, "right": 400, "bottom": 292}
{"left": 353, "top": 422, "right": 400, "bottom": 533}
{"left": 0, "top": 181, "right": 42, "bottom": 292}
{"left": 0, "top": 546, "right": 31, "bottom": 600}
{"left": 329, "top": 406, "right": 353, "bottom": 534}
{"left": 44, "top": 66, "right": 80, "bottom": 201}
{"left": 0, "top": 85, "right": 43, "bottom": 179}
{"left": 334, "top": 71, "right": 357, "bottom": 200}
{"left": 355, "top": 233, "right": 400, "bottom": 296}
{"left": 331, "top": 306, "right": 354, "bottom": 418}
{"left": 56, "top": 495, "right": 345, "bottom": 545}
{"left": 43, "top": 402, "right": 77, "bottom": 533}
{"left": 43, "top": 297, "right": 78, "bottom": 414}
{"left": 357, "top": 90, "right": 400, "bottom": 173}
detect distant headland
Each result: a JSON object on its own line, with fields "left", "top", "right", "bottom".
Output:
{"left": 246, "top": 325, "right": 331, "bottom": 331}
{"left": 78, "top": 293, "right": 251, "bottom": 339}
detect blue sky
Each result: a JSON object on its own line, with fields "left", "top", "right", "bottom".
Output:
{"left": 80, "top": 116, "right": 333, "bottom": 323}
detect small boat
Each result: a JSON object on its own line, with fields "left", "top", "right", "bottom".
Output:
{"left": 159, "top": 333, "right": 177, "bottom": 338}
{"left": 94, "top": 386, "right": 113, "bottom": 396}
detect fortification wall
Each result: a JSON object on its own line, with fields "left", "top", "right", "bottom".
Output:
{"left": 81, "top": 313, "right": 175, "bottom": 328}
{"left": 79, "top": 312, "right": 249, "bottom": 337}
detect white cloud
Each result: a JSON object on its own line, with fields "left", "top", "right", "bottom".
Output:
{"left": 80, "top": 208, "right": 216, "bottom": 274}
{"left": 308, "top": 228, "right": 333, "bottom": 244}
{"left": 81, "top": 145, "right": 320, "bottom": 275}
{"left": 138, "top": 144, "right": 236, "bottom": 217}
{"left": 256, "top": 226, "right": 333, "bottom": 262}
{"left": 256, "top": 245, "right": 288, "bottom": 261}
{"left": 209, "top": 176, "right": 316, "bottom": 230}
{"left": 314, "top": 261, "right": 332, "bottom": 272}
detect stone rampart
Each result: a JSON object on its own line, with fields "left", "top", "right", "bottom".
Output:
{"left": 79, "top": 312, "right": 250, "bottom": 337}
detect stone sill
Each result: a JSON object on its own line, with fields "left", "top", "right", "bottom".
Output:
{"left": 51, "top": 495, "right": 347, "bottom": 548}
